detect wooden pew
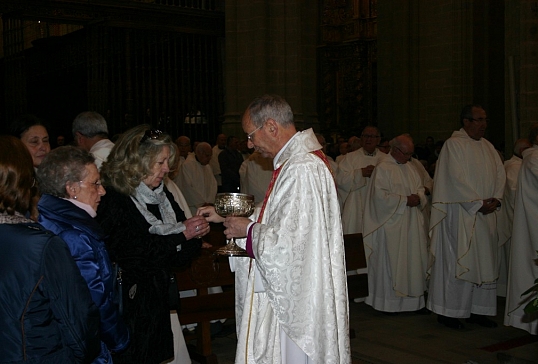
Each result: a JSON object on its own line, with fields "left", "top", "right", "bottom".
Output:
{"left": 172, "top": 223, "right": 235, "bottom": 364}
{"left": 343, "top": 233, "right": 368, "bottom": 339}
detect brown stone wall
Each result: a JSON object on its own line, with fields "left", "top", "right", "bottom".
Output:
{"left": 223, "top": 0, "right": 319, "bottom": 137}
{"left": 377, "top": 1, "right": 506, "bottom": 152}
{"left": 505, "top": 0, "right": 538, "bottom": 153}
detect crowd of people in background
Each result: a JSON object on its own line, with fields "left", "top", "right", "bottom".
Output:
{"left": 1, "top": 100, "right": 537, "bottom": 364}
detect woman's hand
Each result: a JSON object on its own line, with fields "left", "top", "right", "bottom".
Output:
{"left": 196, "top": 205, "right": 225, "bottom": 223}
{"left": 183, "top": 215, "right": 210, "bottom": 240}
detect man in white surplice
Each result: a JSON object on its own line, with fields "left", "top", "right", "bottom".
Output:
{"left": 496, "top": 138, "right": 531, "bottom": 297}
{"left": 336, "top": 126, "right": 385, "bottom": 234}
{"left": 176, "top": 142, "right": 217, "bottom": 216}
{"left": 199, "top": 95, "right": 351, "bottom": 363}
{"left": 427, "top": 104, "right": 506, "bottom": 330}
{"left": 362, "top": 135, "right": 429, "bottom": 313}
{"left": 239, "top": 150, "right": 273, "bottom": 207}
{"left": 504, "top": 124, "right": 538, "bottom": 335}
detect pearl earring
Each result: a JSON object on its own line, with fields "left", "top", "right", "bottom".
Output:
{"left": 74, "top": 195, "right": 77, "bottom": 200}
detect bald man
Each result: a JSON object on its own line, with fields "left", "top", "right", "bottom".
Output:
{"left": 362, "top": 135, "right": 429, "bottom": 313}
{"left": 176, "top": 142, "right": 217, "bottom": 216}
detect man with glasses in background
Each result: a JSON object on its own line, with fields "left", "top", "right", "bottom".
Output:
{"left": 337, "top": 126, "right": 386, "bottom": 235}
{"left": 427, "top": 104, "right": 506, "bottom": 330}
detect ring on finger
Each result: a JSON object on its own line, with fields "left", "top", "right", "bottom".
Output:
{"left": 195, "top": 225, "right": 199, "bottom": 232}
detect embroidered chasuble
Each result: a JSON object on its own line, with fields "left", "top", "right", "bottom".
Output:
{"left": 230, "top": 128, "right": 350, "bottom": 364}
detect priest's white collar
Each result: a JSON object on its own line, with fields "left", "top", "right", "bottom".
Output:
{"left": 273, "top": 131, "right": 300, "bottom": 169}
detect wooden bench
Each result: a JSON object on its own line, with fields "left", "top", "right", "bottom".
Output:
{"left": 172, "top": 223, "right": 235, "bottom": 364}
{"left": 343, "top": 233, "right": 368, "bottom": 339}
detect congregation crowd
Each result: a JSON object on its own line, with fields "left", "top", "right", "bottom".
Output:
{"left": 1, "top": 98, "right": 537, "bottom": 364}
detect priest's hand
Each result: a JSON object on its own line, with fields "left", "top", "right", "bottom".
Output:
{"left": 197, "top": 205, "right": 225, "bottom": 223}
{"left": 407, "top": 194, "right": 420, "bottom": 207}
{"left": 478, "top": 198, "right": 499, "bottom": 215}
{"left": 361, "top": 165, "right": 375, "bottom": 178}
{"left": 223, "top": 217, "right": 251, "bottom": 239}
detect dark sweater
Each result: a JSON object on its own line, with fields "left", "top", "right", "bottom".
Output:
{"left": 96, "top": 185, "right": 201, "bottom": 364}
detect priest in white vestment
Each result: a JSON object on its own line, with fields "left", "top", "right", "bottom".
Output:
{"left": 336, "top": 126, "right": 386, "bottom": 234}
{"left": 427, "top": 105, "right": 506, "bottom": 330}
{"left": 209, "top": 133, "right": 227, "bottom": 190}
{"left": 176, "top": 142, "right": 217, "bottom": 216}
{"left": 497, "top": 138, "right": 532, "bottom": 296}
{"left": 409, "top": 156, "right": 433, "bottom": 235}
{"left": 170, "top": 136, "right": 192, "bottom": 183}
{"left": 363, "top": 135, "right": 429, "bottom": 313}
{"left": 199, "top": 95, "right": 351, "bottom": 364}
{"left": 504, "top": 125, "right": 538, "bottom": 335}
{"left": 239, "top": 150, "right": 273, "bottom": 207}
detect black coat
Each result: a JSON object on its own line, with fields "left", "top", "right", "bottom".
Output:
{"left": 97, "top": 186, "right": 202, "bottom": 364}
{"left": 0, "top": 220, "right": 100, "bottom": 364}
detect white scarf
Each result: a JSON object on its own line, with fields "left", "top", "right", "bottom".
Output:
{"left": 130, "top": 182, "right": 186, "bottom": 236}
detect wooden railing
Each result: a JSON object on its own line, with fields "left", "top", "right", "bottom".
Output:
{"left": 172, "top": 223, "right": 234, "bottom": 364}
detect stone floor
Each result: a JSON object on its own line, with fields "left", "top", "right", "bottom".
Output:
{"left": 193, "top": 296, "right": 538, "bottom": 364}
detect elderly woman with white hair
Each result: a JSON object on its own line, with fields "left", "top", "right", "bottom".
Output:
{"left": 37, "top": 146, "right": 130, "bottom": 364}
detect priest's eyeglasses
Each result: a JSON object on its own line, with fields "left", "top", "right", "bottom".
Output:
{"left": 394, "top": 146, "right": 414, "bottom": 157}
{"left": 140, "top": 129, "right": 163, "bottom": 144}
{"left": 247, "top": 124, "right": 264, "bottom": 141}
{"left": 471, "top": 118, "right": 489, "bottom": 124}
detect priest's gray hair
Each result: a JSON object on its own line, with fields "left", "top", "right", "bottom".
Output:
{"left": 389, "top": 133, "right": 414, "bottom": 149}
{"left": 247, "top": 94, "right": 294, "bottom": 128}
{"left": 72, "top": 111, "right": 109, "bottom": 138}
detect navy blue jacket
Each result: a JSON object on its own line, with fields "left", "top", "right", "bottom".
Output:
{"left": 38, "top": 195, "right": 130, "bottom": 364}
{"left": 0, "top": 219, "right": 100, "bottom": 363}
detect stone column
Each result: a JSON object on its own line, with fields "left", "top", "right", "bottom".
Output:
{"left": 223, "top": 0, "right": 319, "bottom": 137}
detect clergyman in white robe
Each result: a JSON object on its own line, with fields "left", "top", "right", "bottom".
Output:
{"left": 504, "top": 144, "right": 538, "bottom": 334}
{"left": 427, "top": 126, "right": 505, "bottom": 319}
{"left": 176, "top": 152, "right": 217, "bottom": 216}
{"left": 363, "top": 137, "right": 429, "bottom": 313}
{"left": 239, "top": 151, "right": 273, "bottom": 207}
{"left": 231, "top": 129, "right": 350, "bottom": 363}
{"left": 336, "top": 147, "right": 385, "bottom": 234}
{"left": 409, "top": 157, "right": 433, "bottom": 236}
{"left": 496, "top": 139, "right": 531, "bottom": 297}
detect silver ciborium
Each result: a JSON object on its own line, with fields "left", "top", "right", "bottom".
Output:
{"left": 214, "top": 193, "right": 255, "bottom": 257}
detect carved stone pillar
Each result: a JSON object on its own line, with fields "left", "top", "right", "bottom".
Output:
{"left": 223, "top": 0, "right": 319, "bottom": 137}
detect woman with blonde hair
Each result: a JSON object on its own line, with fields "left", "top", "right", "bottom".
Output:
{"left": 98, "top": 125, "right": 209, "bottom": 364}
